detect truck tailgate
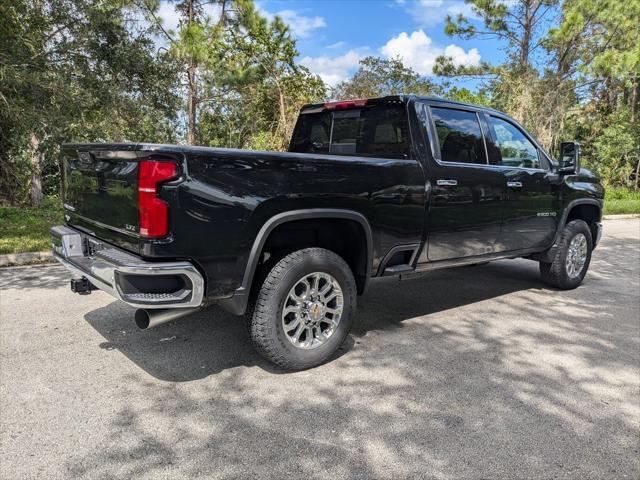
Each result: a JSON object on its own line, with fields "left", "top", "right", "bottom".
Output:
{"left": 61, "top": 144, "right": 141, "bottom": 253}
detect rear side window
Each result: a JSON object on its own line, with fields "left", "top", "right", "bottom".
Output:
{"left": 486, "top": 116, "right": 541, "bottom": 169}
{"left": 430, "top": 107, "right": 487, "bottom": 164}
{"left": 289, "top": 103, "right": 410, "bottom": 159}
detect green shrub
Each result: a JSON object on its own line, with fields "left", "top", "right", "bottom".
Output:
{"left": 605, "top": 187, "right": 640, "bottom": 201}
{"left": 604, "top": 188, "right": 640, "bottom": 215}
{"left": 0, "top": 196, "right": 63, "bottom": 254}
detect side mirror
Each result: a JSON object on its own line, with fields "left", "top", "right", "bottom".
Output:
{"left": 558, "top": 141, "right": 580, "bottom": 175}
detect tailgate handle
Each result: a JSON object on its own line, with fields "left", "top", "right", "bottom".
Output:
{"left": 507, "top": 181, "right": 523, "bottom": 188}
{"left": 436, "top": 179, "right": 458, "bottom": 186}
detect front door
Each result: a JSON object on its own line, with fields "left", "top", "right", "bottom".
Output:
{"left": 482, "top": 114, "right": 560, "bottom": 251}
{"left": 417, "top": 105, "right": 505, "bottom": 262}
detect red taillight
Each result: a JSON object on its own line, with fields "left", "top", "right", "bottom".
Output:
{"left": 138, "top": 160, "right": 177, "bottom": 238}
{"left": 324, "top": 99, "right": 368, "bottom": 110}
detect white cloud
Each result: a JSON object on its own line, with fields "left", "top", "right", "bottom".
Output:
{"left": 300, "top": 29, "right": 480, "bottom": 86}
{"left": 299, "top": 49, "right": 364, "bottom": 86}
{"left": 257, "top": 5, "right": 326, "bottom": 38}
{"left": 327, "top": 41, "right": 347, "bottom": 50}
{"left": 273, "top": 9, "right": 326, "bottom": 38}
{"left": 443, "top": 44, "right": 481, "bottom": 66}
{"left": 380, "top": 29, "right": 480, "bottom": 75}
{"left": 400, "top": 0, "right": 480, "bottom": 26}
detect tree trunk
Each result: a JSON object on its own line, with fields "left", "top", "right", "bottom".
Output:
{"left": 186, "top": 0, "right": 197, "bottom": 145}
{"left": 29, "top": 134, "right": 44, "bottom": 207}
{"left": 274, "top": 76, "right": 288, "bottom": 149}
{"left": 631, "top": 74, "right": 637, "bottom": 124}
{"left": 519, "top": 0, "right": 534, "bottom": 69}
{"left": 187, "top": 65, "right": 197, "bottom": 145}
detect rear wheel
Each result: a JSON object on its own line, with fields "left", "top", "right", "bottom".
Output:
{"left": 247, "top": 247, "right": 356, "bottom": 371}
{"left": 540, "top": 219, "right": 593, "bottom": 289}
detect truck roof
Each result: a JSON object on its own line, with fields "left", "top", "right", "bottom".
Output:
{"left": 300, "top": 94, "right": 507, "bottom": 117}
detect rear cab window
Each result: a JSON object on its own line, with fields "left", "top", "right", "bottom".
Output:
{"left": 289, "top": 100, "right": 410, "bottom": 159}
{"left": 429, "top": 107, "right": 487, "bottom": 165}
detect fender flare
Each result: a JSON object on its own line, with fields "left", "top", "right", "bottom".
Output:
{"left": 533, "top": 198, "right": 603, "bottom": 263}
{"left": 219, "top": 208, "right": 373, "bottom": 316}
{"left": 558, "top": 198, "right": 603, "bottom": 231}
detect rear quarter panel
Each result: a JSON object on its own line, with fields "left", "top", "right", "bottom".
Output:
{"left": 150, "top": 148, "right": 426, "bottom": 299}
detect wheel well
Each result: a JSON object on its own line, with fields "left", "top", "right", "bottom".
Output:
{"left": 566, "top": 203, "right": 601, "bottom": 240}
{"left": 258, "top": 218, "right": 369, "bottom": 294}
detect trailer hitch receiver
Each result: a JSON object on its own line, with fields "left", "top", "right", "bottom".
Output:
{"left": 70, "top": 277, "right": 96, "bottom": 295}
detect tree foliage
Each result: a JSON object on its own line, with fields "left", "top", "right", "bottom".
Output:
{"left": 434, "top": 0, "right": 639, "bottom": 187}
{"left": 142, "top": 0, "right": 325, "bottom": 150}
{"left": 1, "top": 0, "right": 638, "bottom": 207}
{"left": 1, "top": 0, "right": 181, "bottom": 205}
{"left": 332, "top": 56, "right": 441, "bottom": 99}
{"left": 0, "top": 0, "right": 325, "bottom": 205}
{"left": 333, "top": 56, "right": 491, "bottom": 107}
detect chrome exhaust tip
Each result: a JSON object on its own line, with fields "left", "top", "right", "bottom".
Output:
{"left": 134, "top": 307, "right": 200, "bottom": 330}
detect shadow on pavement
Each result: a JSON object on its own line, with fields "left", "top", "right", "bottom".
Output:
{"left": 0, "top": 263, "right": 68, "bottom": 290}
{"left": 73, "top": 252, "right": 639, "bottom": 478}
{"left": 61, "top": 226, "right": 640, "bottom": 478}
{"left": 84, "top": 258, "right": 548, "bottom": 382}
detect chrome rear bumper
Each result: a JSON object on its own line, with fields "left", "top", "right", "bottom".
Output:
{"left": 51, "top": 225, "right": 204, "bottom": 309}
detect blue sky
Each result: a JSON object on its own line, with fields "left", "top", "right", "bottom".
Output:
{"left": 158, "top": 0, "right": 506, "bottom": 89}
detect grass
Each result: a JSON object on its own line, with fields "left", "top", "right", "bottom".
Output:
{"left": 604, "top": 188, "right": 640, "bottom": 215}
{"left": 0, "top": 188, "right": 638, "bottom": 256}
{"left": 0, "top": 197, "right": 63, "bottom": 255}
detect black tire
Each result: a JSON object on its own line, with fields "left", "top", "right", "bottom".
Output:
{"left": 247, "top": 247, "right": 357, "bottom": 371}
{"left": 540, "top": 219, "right": 593, "bottom": 290}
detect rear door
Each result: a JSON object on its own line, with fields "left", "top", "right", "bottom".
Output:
{"left": 416, "top": 103, "right": 505, "bottom": 262}
{"left": 482, "top": 114, "right": 560, "bottom": 251}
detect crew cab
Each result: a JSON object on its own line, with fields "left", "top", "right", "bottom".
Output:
{"left": 51, "top": 95, "right": 604, "bottom": 370}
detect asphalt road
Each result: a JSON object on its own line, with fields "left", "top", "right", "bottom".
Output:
{"left": 1, "top": 219, "right": 639, "bottom": 479}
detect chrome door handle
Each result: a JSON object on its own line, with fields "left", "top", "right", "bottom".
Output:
{"left": 507, "top": 181, "right": 523, "bottom": 188}
{"left": 436, "top": 179, "right": 458, "bottom": 186}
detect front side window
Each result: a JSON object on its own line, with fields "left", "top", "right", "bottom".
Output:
{"left": 430, "top": 107, "right": 487, "bottom": 164}
{"left": 289, "top": 103, "right": 410, "bottom": 159}
{"left": 486, "top": 116, "right": 540, "bottom": 169}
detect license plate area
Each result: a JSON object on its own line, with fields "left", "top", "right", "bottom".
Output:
{"left": 82, "top": 237, "right": 103, "bottom": 257}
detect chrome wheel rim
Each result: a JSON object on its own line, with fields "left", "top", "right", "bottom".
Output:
{"left": 281, "top": 272, "right": 344, "bottom": 350}
{"left": 566, "top": 233, "right": 588, "bottom": 278}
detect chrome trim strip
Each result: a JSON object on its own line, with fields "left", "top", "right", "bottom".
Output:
{"left": 432, "top": 160, "right": 548, "bottom": 173}
{"left": 69, "top": 212, "right": 141, "bottom": 239}
{"left": 436, "top": 179, "right": 458, "bottom": 186}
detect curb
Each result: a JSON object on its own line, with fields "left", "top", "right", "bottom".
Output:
{"left": 603, "top": 214, "right": 640, "bottom": 220}
{"left": 0, "top": 251, "right": 54, "bottom": 267}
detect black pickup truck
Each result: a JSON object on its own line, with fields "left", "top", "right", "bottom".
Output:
{"left": 51, "top": 95, "right": 604, "bottom": 370}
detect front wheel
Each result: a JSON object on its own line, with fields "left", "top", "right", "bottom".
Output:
{"left": 540, "top": 219, "right": 593, "bottom": 290}
{"left": 247, "top": 247, "right": 357, "bottom": 371}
